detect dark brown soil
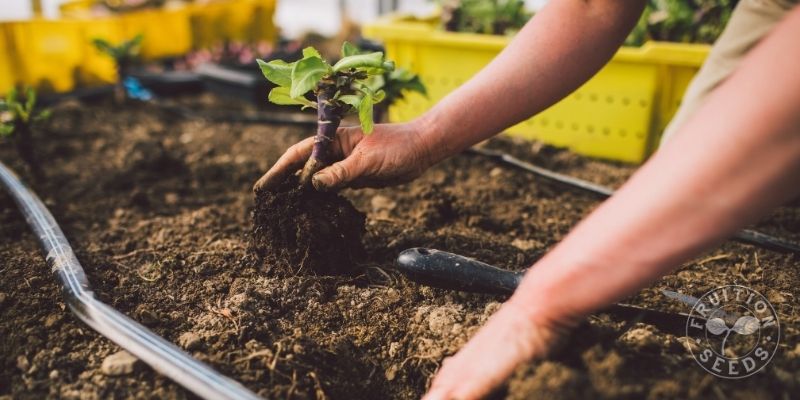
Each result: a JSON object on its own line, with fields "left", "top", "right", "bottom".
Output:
{"left": 252, "top": 175, "right": 366, "bottom": 276}
{"left": 0, "top": 94, "right": 798, "bottom": 399}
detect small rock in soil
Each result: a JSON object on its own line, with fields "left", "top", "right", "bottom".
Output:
{"left": 178, "top": 332, "right": 203, "bottom": 351}
{"left": 370, "top": 195, "right": 397, "bottom": 212}
{"left": 618, "top": 326, "right": 661, "bottom": 351}
{"left": 101, "top": 350, "right": 140, "bottom": 376}
{"left": 16, "top": 355, "right": 29, "bottom": 372}
{"left": 43, "top": 314, "right": 61, "bottom": 328}
{"left": 511, "top": 238, "right": 541, "bottom": 251}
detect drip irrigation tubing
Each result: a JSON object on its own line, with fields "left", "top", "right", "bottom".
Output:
{"left": 0, "top": 161, "right": 262, "bottom": 400}
{"left": 468, "top": 147, "right": 800, "bottom": 255}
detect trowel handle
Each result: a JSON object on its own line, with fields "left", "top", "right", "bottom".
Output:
{"left": 394, "top": 248, "right": 524, "bottom": 295}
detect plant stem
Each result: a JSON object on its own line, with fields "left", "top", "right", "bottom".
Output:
{"left": 299, "top": 87, "right": 341, "bottom": 186}
{"left": 13, "top": 121, "right": 42, "bottom": 180}
{"left": 114, "top": 59, "right": 130, "bottom": 105}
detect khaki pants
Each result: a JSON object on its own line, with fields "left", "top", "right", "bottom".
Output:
{"left": 660, "top": 0, "right": 799, "bottom": 145}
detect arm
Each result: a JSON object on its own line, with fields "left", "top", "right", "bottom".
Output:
{"left": 418, "top": 0, "right": 645, "bottom": 164}
{"left": 425, "top": 6, "right": 800, "bottom": 400}
{"left": 255, "top": 0, "right": 645, "bottom": 191}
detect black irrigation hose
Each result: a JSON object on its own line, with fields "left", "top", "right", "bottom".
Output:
{"left": 0, "top": 161, "right": 262, "bottom": 400}
{"left": 468, "top": 147, "right": 800, "bottom": 255}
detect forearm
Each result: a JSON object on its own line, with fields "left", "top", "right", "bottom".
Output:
{"left": 415, "top": 0, "right": 644, "bottom": 162}
{"left": 514, "top": 7, "right": 800, "bottom": 325}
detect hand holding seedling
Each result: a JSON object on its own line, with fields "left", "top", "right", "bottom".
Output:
{"left": 254, "top": 121, "right": 434, "bottom": 192}
{"left": 254, "top": 43, "right": 428, "bottom": 192}
{"left": 255, "top": 43, "right": 399, "bottom": 190}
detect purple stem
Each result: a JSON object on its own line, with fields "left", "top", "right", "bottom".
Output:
{"left": 299, "top": 89, "right": 341, "bottom": 185}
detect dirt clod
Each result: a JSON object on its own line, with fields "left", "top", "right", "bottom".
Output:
{"left": 178, "top": 332, "right": 203, "bottom": 351}
{"left": 251, "top": 175, "right": 366, "bottom": 275}
{"left": 101, "top": 350, "right": 140, "bottom": 376}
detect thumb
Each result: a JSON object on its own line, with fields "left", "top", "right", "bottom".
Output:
{"left": 312, "top": 154, "right": 363, "bottom": 191}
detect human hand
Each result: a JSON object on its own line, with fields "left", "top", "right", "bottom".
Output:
{"left": 254, "top": 121, "right": 434, "bottom": 192}
{"left": 422, "top": 297, "right": 574, "bottom": 400}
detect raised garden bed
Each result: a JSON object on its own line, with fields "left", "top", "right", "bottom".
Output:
{"left": 0, "top": 94, "right": 798, "bottom": 398}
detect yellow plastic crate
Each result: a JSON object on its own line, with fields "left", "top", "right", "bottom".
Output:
{"left": 58, "top": 0, "right": 97, "bottom": 18}
{"left": 0, "top": 1, "right": 276, "bottom": 95}
{"left": 189, "top": 0, "right": 277, "bottom": 49}
{"left": 119, "top": 6, "right": 192, "bottom": 59}
{"left": 1, "top": 20, "right": 86, "bottom": 93}
{"left": 0, "top": 26, "right": 15, "bottom": 94}
{"left": 364, "top": 17, "right": 710, "bottom": 163}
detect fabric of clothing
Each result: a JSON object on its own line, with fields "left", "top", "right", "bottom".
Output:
{"left": 660, "top": 0, "right": 799, "bottom": 145}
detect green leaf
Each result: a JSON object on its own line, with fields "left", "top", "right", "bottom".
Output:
{"left": 338, "top": 94, "right": 361, "bottom": 109}
{"left": 12, "top": 103, "right": 28, "bottom": 123}
{"left": 119, "top": 34, "right": 143, "bottom": 56}
{"left": 358, "top": 93, "right": 374, "bottom": 134}
{"left": 373, "top": 89, "right": 386, "bottom": 104}
{"left": 364, "top": 75, "right": 385, "bottom": 94}
{"left": 92, "top": 38, "right": 115, "bottom": 55}
{"left": 398, "top": 75, "right": 427, "bottom": 96}
{"left": 341, "top": 41, "right": 359, "bottom": 57}
{"left": 332, "top": 52, "right": 385, "bottom": 72}
{"left": 290, "top": 56, "right": 330, "bottom": 99}
{"left": 0, "top": 123, "right": 14, "bottom": 137}
{"left": 257, "top": 59, "right": 294, "bottom": 87}
{"left": 33, "top": 109, "right": 51, "bottom": 123}
{"left": 25, "top": 87, "right": 36, "bottom": 112}
{"left": 268, "top": 87, "right": 316, "bottom": 109}
{"left": 7, "top": 88, "right": 18, "bottom": 107}
{"left": 302, "top": 46, "right": 322, "bottom": 59}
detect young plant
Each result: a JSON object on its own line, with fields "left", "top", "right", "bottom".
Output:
{"left": 257, "top": 42, "right": 394, "bottom": 186}
{"left": 93, "top": 34, "right": 144, "bottom": 103}
{"left": 624, "top": 0, "right": 734, "bottom": 46}
{"left": 372, "top": 67, "right": 427, "bottom": 123}
{"left": 441, "top": 0, "right": 532, "bottom": 36}
{"left": 0, "top": 87, "right": 51, "bottom": 178}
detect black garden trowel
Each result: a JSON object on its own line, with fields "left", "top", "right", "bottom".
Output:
{"left": 393, "top": 247, "right": 700, "bottom": 336}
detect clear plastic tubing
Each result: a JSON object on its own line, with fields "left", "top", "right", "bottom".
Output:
{"left": 0, "top": 161, "right": 261, "bottom": 400}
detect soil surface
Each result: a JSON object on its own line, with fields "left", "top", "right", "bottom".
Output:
{"left": 0, "top": 94, "right": 798, "bottom": 399}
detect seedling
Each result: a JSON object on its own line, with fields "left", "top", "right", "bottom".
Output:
{"left": 441, "top": 0, "right": 532, "bottom": 36}
{"left": 0, "top": 87, "right": 51, "bottom": 178}
{"left": 625, "top": 0, "right": 734, "bottom": 46}
{"left": 93, "top": 34, "right": 144, "bottom": 103}
{"left": 257, "top": 42, "right": 394, "bottom": 186}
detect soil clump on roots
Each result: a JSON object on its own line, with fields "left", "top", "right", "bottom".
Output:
{"left": 251, "top": 174, "right": 366, "bottom": 275}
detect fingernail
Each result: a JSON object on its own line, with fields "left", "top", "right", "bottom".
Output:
{"left": 312, "top": 173, "right": 331, "bottom": 190}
